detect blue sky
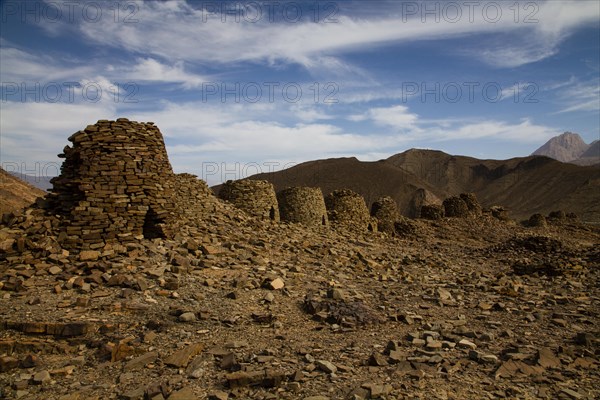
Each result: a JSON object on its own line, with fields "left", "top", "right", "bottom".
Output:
{"left": 1, "top": 0, "right": 599, "bottom": 184}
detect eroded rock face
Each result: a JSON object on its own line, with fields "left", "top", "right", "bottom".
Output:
{"left": 219, "top": 180, "right": 280, "bottom": 222}
{"left": 325, "top": 189, "right": 372, "bottom": 232}
{"left": 46, "top": 118, "right": 177, "bottom": 249}
{"left": 277, "top": 187, "right": 328, "bottom": 228}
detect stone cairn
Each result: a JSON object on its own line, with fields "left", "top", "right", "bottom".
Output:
{"left": 277, "top": 187, "right": 328, "bottom": 227}
{"left": 425, "top": 192, "right": 483, "bottom": 219}
{"left": 528, "top": 213, "right": 547, "bottom": 227}
{"left": 489, "top": 206, "right": 510, "bottom": 221}
{"left": 420, "top": 204, "right": 444, "bottom": 220}
{"left": 460, "top": 193, "right": 482, "bottom": 216}
{"left": 218, "top": 180, "right": 280, "bottom": 222}
{"left": 409, "top": 188, "right": 442, "bottom": 218}
{"left": 370, "top": 196, "right": 399, "bottom": 235}
{"left": 45, "top": 118, "right": 177, "bottom": 250}
{"left": 171, "top": 173, "right": 216, "bottom": 223}
{"left": 325, "top": 189, "right": 373, "bottom": 232}
{"left": 442, "top": 196, "right": 470, "bottom": 218}
{"left": 547, "top": 210, "right": 567, "bottom": 223}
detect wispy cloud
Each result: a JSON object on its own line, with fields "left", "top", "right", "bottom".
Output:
{"left": 477, "top": 41, "right": 560, "bottom": 69}
{"left": 359, "top": 104, "right": 556, "bottom": 143}
{"left": 0, "top": 44, "right": 207, "bottom": 90}
{"left": 554, "top": 79, "right": 600, "bottom": 114}
{"left": 50, "top": 0, "right": 599, "bottom": 72}
{"left": 0, "top": 100, "right": 118, "bottom": 164}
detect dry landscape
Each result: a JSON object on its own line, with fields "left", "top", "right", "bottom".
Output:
{"left": 0, "top": 120, "right": 598, "bottom": 400}
{"left": 0, "top": 170, "right": 45, "bottom": 217}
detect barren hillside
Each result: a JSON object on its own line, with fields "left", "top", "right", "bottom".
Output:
{"left": 0, "top": 168, "right": 46, "bottom": 216}
{"left": 250, "top": 150, "right": 600, "bottom": 223}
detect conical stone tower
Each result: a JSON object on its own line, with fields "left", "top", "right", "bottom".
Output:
{"left": 46, "top": 118, "right": 176, "bottom": 250}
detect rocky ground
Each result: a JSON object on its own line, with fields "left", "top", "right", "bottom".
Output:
{"left": 0, "top": 195, "right": 598, "bottom": 400}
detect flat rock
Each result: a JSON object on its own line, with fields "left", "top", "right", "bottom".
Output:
{"left": 168, "top": 387, "right": 197, "bottom": 400}
{"left": 79, "top": 250, "right": 100, "bottom": 261}
{"left": 208, "top": 391, "right": 229, "bottom": 400}
{"left": 457, "top": 339, "right": 477, "bottom": 350}
{"left": 537, "top": 347, "right": 561, "bottom": 369}
{"left": 560, "top": 388, "right": 584, "bottom": 399}
{"left": 362, "top": 382, "right": 393, "bottom": 397}
{"left": 268, "top": 278, "right": 285, "bottom": 290}
{"left": 32, "top": 370, "right": 51, "bottom": 384}
{"left": 164, "top": 343, "right": 204, "bottom": 368}
{"left": 123, "top": 351, "right": 158, "bottom": 371}
{"left": 316, "top": 360, "right": 337, "bottom": 374}
{"left": 368, "top": 353, "right": 388, "bottom": 366}
{"left": 178, "top": 312, "right": 196, "bottom": 322}
{"left": 48, "top": 266, "right": 62, "bottom": 275}
{"left": 0, "top": 356, "right": 19, "bottom": 372}
{"left": 226, "top": 369, "right": 286, "bottom": 388}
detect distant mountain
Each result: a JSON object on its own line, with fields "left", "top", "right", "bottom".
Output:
{"left": 532, "top": 132, "right": 598, "bottom": 165}
{"left": 0, "top": 168, "right": 47, "bottom": 215}
{"left": 247, "top": 149, "right": 600, "bottom": 223}
{"left": 7, "top": 172, "right": 54, "bottom": 191}
{"left": 574, "top": 140, "right": 600, "bottom": 166}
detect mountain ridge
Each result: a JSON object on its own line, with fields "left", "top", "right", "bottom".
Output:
{"left": 248, "top": 148, "right": 600, "bottom": 223}
{"left": 0, "top": 167, "right": 47, "bottom": 215}
{"left": 532, "top": 131, "right": 599, "bottom": 165}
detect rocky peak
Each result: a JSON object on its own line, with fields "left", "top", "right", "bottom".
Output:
{"left": 531, "top": 132, "right": 590, "bottom": 163}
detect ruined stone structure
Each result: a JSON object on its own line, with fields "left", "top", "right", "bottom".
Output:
{"left": 370, "top": 196, "right": 399, "bottom": 235}
{"left": 218, "top": 180, "right": 280, "bottom": 222}
{"left": 325, "top": 189, "right": 373, "bottom": 231}
{"left": 420, "top": 204, "right": 444, "bottom": 220}
{"left": 443, "top": 196, "right": 470, "bottom": 218}
{"left": 277, "top": 187, "right": 328, "bottom": 227}
{"left": 528, "top": 213, "right": 547, "bottom": 227}
{"left": 46, "top": 118, "right": 177, "bottom": 249}
{"left": 394, "top": 216, "right": 418, "bottom": 236}
{"left": 172, "top": 173, "right": 216, "bottom": 221}
{"left": 460, "top": 193, "right": 483, "bottom": 216}
{"left": 548, "top": 210, "right": 567, "bottom": 221}
{"left": 489, "top": 206, "right": 510, "bottom": 221}
{"left": 409, "top": 188, "right": 442, "bottom": 218}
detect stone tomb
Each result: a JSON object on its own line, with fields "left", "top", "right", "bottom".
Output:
{"left": 370, "top": 196, "right": 399, "bottom": 235}
{"left": 46, "top": 118, "right": 177, "bottom": 249}
{"left": 325, "top": 189, "right": 373, "bottom": 232}
{"left": 277, "top": 187, "right": 328, "bottom": 228}
{"left": 218, "top": 180, "right": 280, "bottom": 222}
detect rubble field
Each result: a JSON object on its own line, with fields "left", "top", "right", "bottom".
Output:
{"left": 1, "top": 207, "right": 598, "bottom": 400}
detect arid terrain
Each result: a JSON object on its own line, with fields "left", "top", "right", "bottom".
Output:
{"left": 1, "top": 195, "right": 599, "bottom": 400}
{"left": 250, "top": 150, "right": 600, "bottom": 223}
{"left": 0, "top": 120, "right": 599, "bottom": 400}
{"left": 0, "top": 169, "right": 46, "bottom": 216}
